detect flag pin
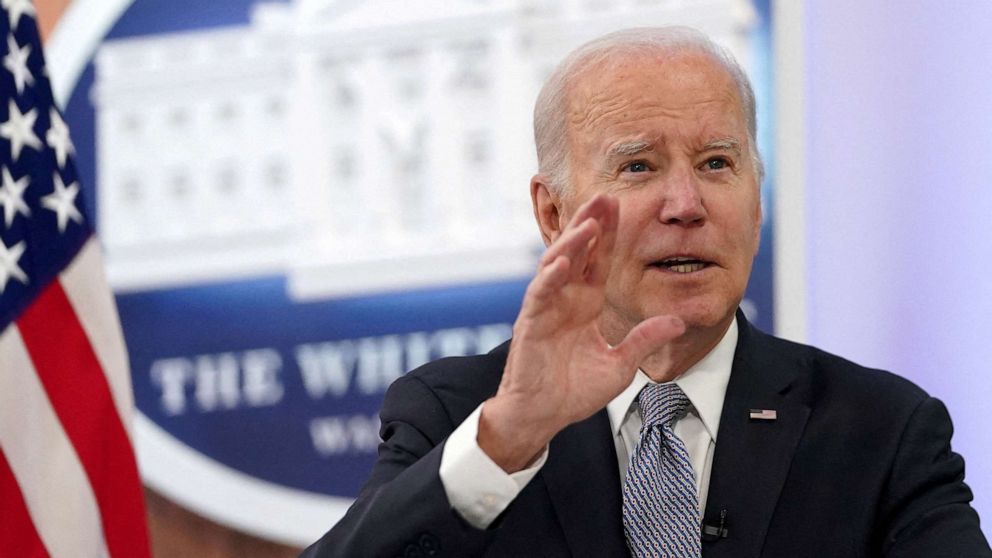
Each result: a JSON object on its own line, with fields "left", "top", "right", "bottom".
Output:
{"left": 749, "top": 409, "right": 777, "bottom": 421}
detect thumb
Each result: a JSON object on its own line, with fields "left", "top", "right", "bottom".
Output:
{"left": 613, "top": 315, "right": 685, "bottom": 368}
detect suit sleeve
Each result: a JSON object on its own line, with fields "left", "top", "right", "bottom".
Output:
{"left": 300, "top": 374, "right": 494, "bottom": 558}
{"left": 881, "top": 396, "right": 992, "bottom": 557}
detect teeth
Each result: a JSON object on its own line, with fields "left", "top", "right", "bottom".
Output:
{"left": 658, "top": 257, "right": 707, "bottom": 273}
{"left": 670, "top": 263, "right": 706, "bottom": 273}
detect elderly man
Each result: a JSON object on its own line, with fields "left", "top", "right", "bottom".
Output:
{"left": 303, "top": 27, "right": 990, "bottom": 557}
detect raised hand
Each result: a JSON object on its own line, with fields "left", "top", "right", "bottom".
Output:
{"left": 478, "top": 194, "right": 685, "bottom": 472}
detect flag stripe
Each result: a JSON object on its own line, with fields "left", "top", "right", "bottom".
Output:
{"left": 2, "top": 6, "right": 150, "bottom": 557}
{"left": 59, "top": 238, "right": 135, "bottom": 435}
{"left": 17, "top": 279, "right": 149, "bottom": 558}
{"left": 0, "top": 446, "right": 50, "bottom": 558}
{"left": 0, "top": 326, "right": 108, "bottom": 558}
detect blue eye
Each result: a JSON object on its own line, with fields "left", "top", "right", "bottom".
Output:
{"left": 704, "top": 158, "right": 728, "bottom": 170}
{"left": 624, "top": 161, "right": 649, "bottom": 173}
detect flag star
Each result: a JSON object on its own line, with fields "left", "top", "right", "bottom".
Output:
{"left": 3, "top": 34, "right": 32, "bottom": 95}
{"left": 0, "top": 99, "right": 41, "bottom": 161}
{"left": 0, "top": 237, "right": 27, "bottom": 293}
{"left": 1, "top": 0, "right": 36, "bottom": 30}
{"left": 0, "top": 166, "right": 30, "bottom": 227}
{"left": 46, "top": 108, "right": 74, "bottom": 169}
{"left": 41, "top": 173, "right": 82, "bottom": 233}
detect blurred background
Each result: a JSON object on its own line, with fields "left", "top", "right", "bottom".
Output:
{"left": 35, "top": 0, "right": 992, "bottom": 555}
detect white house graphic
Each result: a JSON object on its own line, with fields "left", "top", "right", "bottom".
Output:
{"left": 91, "top": 0, "right": 757, "bottom": 298}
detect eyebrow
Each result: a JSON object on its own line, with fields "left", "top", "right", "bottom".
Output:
{"left": 606, "top": 139, "right": 654, "bottom": 158}
{"left": 702, "top": 138, "right": 742, "bottom": 154}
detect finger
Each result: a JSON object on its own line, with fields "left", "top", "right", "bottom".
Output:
{"left": 584, "top": 196, "right": 619, "bottom": 286}
{"left": 613, "top": 315, "right": 686, "bottom": 367}
{"left": 543, "top": 194, "right": 617, "bottom": 281}
{"left": 519, "top": 254, "right": 571, "bottom": 318}
{"left": 567, "top": 224, "right": 599, "bottom": 283}
{"left": 539, "top": 216, "right": 598, "bottom": 272}
{"left": 562, "top": 192, "right": 615, "bottom": 231}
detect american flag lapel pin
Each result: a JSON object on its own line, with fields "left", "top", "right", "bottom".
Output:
{"left": 749, "top": 409, "right": 778, "bottom": 421}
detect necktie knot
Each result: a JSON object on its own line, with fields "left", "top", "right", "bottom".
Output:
{"left": 638, "top": 382, "right": 690, "bottom": 429}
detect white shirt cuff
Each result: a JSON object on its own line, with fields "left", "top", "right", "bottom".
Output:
{"left": 439, "top": 402, "right": 548, "bottom": 529}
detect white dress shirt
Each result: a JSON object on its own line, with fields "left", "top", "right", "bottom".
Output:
{"left": 439, "top": 321, "right": 738, "bottom": 529}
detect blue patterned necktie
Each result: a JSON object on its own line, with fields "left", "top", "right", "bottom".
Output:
{"left": 622, "top": 383, "right": 701, "bottom": 557}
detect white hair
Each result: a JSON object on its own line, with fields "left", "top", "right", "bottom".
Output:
{"left": 533, "top": 26, "right": 764, "bottom": 194}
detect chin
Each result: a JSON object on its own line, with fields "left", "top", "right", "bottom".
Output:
{"left": 603, "top": 291, "right": 739, "bottom": 338}
{"left": 652, "top": 301, "right": 737, "bottom": 332}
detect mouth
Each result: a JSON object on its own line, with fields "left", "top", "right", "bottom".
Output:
{"left": 650, "top": 256, "right": 713, "bottom": 274}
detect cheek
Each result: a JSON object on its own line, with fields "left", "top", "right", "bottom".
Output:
{"left": 717, "top": 195, "right": 761, "bottom": 246}
{"left": 611, "top": 215, "right": 648, "bottom": 265}
{"left": 602, "top": 228, "right": 640, "bottom": 285}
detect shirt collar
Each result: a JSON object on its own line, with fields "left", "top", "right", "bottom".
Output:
{"left": 606, "top": 318, "right": 738, "bottom": 442}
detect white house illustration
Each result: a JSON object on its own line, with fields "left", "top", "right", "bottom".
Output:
{"left": 91, "top": 0, "right": 757, "bottom": 298}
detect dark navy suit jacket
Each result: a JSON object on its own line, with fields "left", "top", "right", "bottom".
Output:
{"left": 302, "top": 315, "right": 991, "bottom": 557}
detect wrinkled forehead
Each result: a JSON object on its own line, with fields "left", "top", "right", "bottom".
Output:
{"left": 564, "top": 49, "right": 746, "bottom": 136}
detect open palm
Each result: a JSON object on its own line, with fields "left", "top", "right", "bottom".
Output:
{"left": 479, "top": 194, "right": 685, "bottom": 472}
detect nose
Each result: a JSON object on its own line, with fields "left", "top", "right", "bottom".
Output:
{"left": 658, "top": 167, "right": 707, "bottom": 226}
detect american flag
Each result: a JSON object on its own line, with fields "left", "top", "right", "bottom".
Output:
{"left": 0, "top": 1, "right": 151, "bottom": 556}
{"left": 748, "top": 409, "right": 778, "bottom": 421}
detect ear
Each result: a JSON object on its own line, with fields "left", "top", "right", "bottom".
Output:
{"left": 530, "top": 174, "right": 564, "bottom": 247}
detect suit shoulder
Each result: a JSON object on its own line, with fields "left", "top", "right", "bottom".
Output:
{"left": 386, "top": 339, "right": 510, "bottom": 426}
{"left": 752, "top": 328, "right": 930, "bottom": 407}
{"left": 405, "top": 339, "right": 508, "bottom": 390}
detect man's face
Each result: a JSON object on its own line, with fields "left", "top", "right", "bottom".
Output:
{"left": 539, "top": 50, "right": 762, "bottom": 341}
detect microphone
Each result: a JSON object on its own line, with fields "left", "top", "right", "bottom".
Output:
{"left": 702, "top": 508, "right": 729, "bottom": 541}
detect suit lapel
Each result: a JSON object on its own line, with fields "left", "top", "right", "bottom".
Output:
{"left": 542, "top": 410, "right": 630, "bottom": 557}
{"left": 702, "top": 317, "right": 811, "bottom": 558}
